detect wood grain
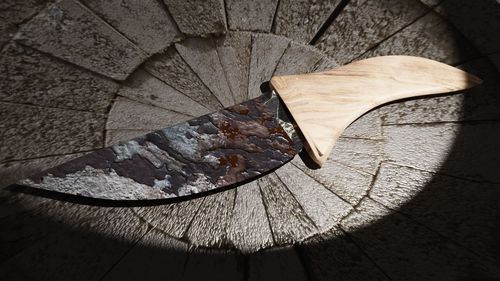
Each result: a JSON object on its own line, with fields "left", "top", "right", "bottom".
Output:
{"left": 271, "top": 55, "right": 482, "bottom": 166}
{"left": 257, "top": 173, "right": 317, "bottom": 245}
{"left": 215, "top": 32, "right": 252, "bottom": 103}
{"left": 119, "top": 69, "right": 210, "bottom": 117}
{"left": 227, "top": 181, "right": 274, "bottom": 252}
{"left": 176, "top": 37, "right": 236, "bottom": 107}
{"left": 248, "top": 33, "right": 290, "bottom": 98}
{"left": 2, "top": 1, "right": 499, "bottom": 279}
{"left": 142, "top": 47, "right": 223, "bottom": 112}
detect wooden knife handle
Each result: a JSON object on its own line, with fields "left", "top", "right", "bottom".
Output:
{"left": 270, "top": 55, "right": 482, "bottom": 167}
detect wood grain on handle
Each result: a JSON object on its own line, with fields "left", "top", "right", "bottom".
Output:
{"left": 270, "top": 56, "right": 482, "bottom": 166}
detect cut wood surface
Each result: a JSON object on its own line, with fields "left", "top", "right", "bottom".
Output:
{"left": 271, "top": 56, "right": 482, "bottom": 165}
{"left": 1, "top": 0, "right": 500, "bottom": 280}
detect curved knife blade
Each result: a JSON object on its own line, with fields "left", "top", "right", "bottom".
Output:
{"left": 18, "top": 94, "right": 302, "bottom": 200}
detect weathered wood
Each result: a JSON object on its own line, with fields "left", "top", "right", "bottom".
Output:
{"left": 248, "top": 33, "right": 290, "bottom": 98}
{"left": 383, "top": 121, "right": 500, "bottom": 183}
{"left": 342, "top": 109, "right": 383, "bottom": 140}
{"left": 2, "top": 1, "right": 499, "bottom": 278}
{"left": 227, "top": 181, "right": 274, "bottom": 252}
{"left": 370, "top": 162, "right": 500, "bottom": 263}
{"left": 0, "top": 102, "right": 105, "bottom": 162}
{"left": 133, "top": 197, "right": 204, "bottom": 239}
{"left": 271, "top": 56, "right": 481, "bottom": 166}
{"left": 119, "top": 69, "right": 209, "bottom": 116}
{"left": 360, "top": 11, "right": 479, "bottom": 65}
{"left": 273, "top": 0, "right": 341, "bottom": 44}
{"left": 185, "top": 189, "right": 236, "bottom": 247}
{"left": 490, "top": 51, "right": 500, "bottom": 71}
{"left": 80, "top": 0, "right": 182, "bottom": 54}
{"left": 436, "top": 0, "right": 500, "bottom": 54}
{"left": 0, "top": 43, "right": 118, "bottom": 113}
{"left": 0, "top": 153, "right": 85, "bottom": 188}
{"left": 418, "top": 0, "right": 443, "bottom": 7}
{"left": 105, "top": 129, "right": 151, "bottom": 146}
{"left": 182, "top": 249, "right": 244, "bottom": 281}
{"left": 0, "top": 0, "right": 50, "bottom": 49}
{"left": 225, "top": 0, "right": 279, "bottom": 32}
{"left": 176, "top": 37, "right": 235, "bottom": 107}
{"left": 273, "top": 42, "right": 325, "bottom": 76}
{"left": 275, "top": 162, "right": 352, "bottom": 232}
{"left": 15, "top": 0, "right": 147, "bottom": 80}
{"left": 143, "top": 47, "right": 223, "bottom": 111}
{"left": 340, "top": 197, "right": 500, "bottom": 280}
{"left": 257, "top": 173, "right": 317, "bottom": 245}
{"left": 106, "top": 97, "right": 191, "bottom": 130}
{"left": 247, "top": 246, "right": 308, "bottom": 281}
{"left": 162, "top": 0, "right": 226, "bottom": 36}
{"left": 314, "top": 0, "right": 428, "bottom": 64}
{"left": 313, "top": 56, "right": 338, "bottom": 71}
{"left": 101, "top": 229, "right": 189, "bottom": 281}
{"left": 0, "top": 194, "right": 149, "bottom": 281}
{"left": 292, "top": 157, "right": 373, "bottom": 206}
{"left": 298, "top": 228, "right": 392, "bottom": 281}
{"left": 215, "top": 31, "right": 252, "bottom": 103}
{"left": 332, "top": 138, "right": 384, "bottom": 175}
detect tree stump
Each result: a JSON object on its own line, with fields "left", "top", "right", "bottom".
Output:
{"left": 1, "top": 0, "right": 500, "bottom": 280}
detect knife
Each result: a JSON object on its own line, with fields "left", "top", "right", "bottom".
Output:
{"left": 18, "top": 56, "right": 481, "bottom": 200}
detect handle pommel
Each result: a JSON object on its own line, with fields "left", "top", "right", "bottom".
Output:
{"left": 270, "top": 55, "right": 482, "bottom": 166}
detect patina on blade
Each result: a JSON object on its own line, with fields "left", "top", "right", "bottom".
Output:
{"left": 19, "top": 94, "right": 301, "bottom": 200}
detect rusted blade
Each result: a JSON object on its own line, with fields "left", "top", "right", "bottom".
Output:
{"left": 18, "top": 95, "right": 301, "bottom": 200}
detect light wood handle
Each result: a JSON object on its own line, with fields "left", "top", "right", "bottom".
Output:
{"left": 270, "top": 55, "right": 482, "bottom": 166}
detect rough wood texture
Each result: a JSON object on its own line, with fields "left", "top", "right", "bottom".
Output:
{"left": 298, "top": 228, "right": 391, "bottom": 281}
{"left": 134, "top": 197, "right": 204, "bottom": 239}
{"left": 1, "top": 43, "right": 118, "bottom": 112}
{"left": 225, "top": 0, "right": 279, "bottom": 32}
{"left": 0, "top": 191, "right": 149, "bottom": 281}
{"left": 106, "top": 97, "right": 191, "bottom": 131}
{"left": 273, "top": 0, "right": 341, "bottom": 43}
{"left": 176, "top": 37, "right": 236, "bottom": 107}
{"left": 247, "top": 246, "right": 308, "bottom": 281}
{"left": 383, "top": 121, "right": 500, "bottom": 183}
{"left": 271, "top": 56, "right": 481, "bottom": 165}
{"left": 80, "top": 0, "right": 182, "bottom": 54}
{"left": 0, "top": 0, "right": 49, "bottom": 49}
{"left": 143, "top": 47, "right": 223, "bottom": 111}
{"left": 2, "top": 1, "right": 500, "bottom": 279}
{"left": 185, "top": 189, "right": 236, "bottom": 247}
{"left": 314, "top": 0, "right": 428, "bottom": 64}
{"left": 105, "top": 130, "right": 150, "bottom": 146}
{"left": 227, "top": 181, "right": 274, "bottom": 252}
{"left": 257, "top": 173, "right": 317, "bottom": 245}
{"left": 359, "top": 11, "right": 479, "bottom": 65}
{"left": 340, "top": 197, "right": 500, "bottom": 280}
{"left": 15, "top": 0, "right": 147, "bottom": 80}
{"left": 370, "top": 163, "right": 500, "bottom": 263}
{"left": 118, "top": 69, "right": 210, "bottom": 116}
{"left": 273, "top": 42, "right": 326, "bottom": 76}
{"left": 436, "top": 0, "right": 500, "bottom": 54}
{"left": 0, "top": 153, "right": 85, "bottom": 188}
{"left": 248, "top": 33, "right": 290, "bottom": 98}
{"left": 292, "top": 157, "right": 373, "bottom": 206}
{"left": 100, "top": 229, "right": 189, "bottom": 281}
{"left": 163, "top": 0, "right": 226, "bottom": 36}
{"left": 275, "top": 162, "right": 352, "bottom": 232}
{"left": 182, "top": 249, "right": 243, "bottom": 281}
{"left": 215, "top": 31, "right": 252, "bottom": 103}
{"left": 0, "top": 102, "right": 105, "bottom": 162}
